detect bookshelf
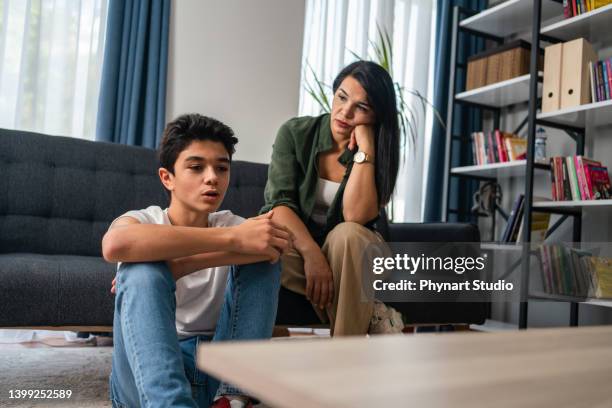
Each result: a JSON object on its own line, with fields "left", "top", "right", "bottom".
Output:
{"left": 540, "top": 3, "right": 612, "bottom": 43}
{"left": 533, "top": 199, "right": 612, "bottom": 209}
{"left": 443, "top": 0, "right": 612, "bottom": 330}
{"left": 459, "top": 0, "right": 563, "bottom": 37}
{"left": 451, "top": 160, "right": 549, "bottom": 178}
{"left": 455, "top": 73, "right": 543, "bottom": 107}
{"left": 537, "top": 99, "right": 612, "bottom": 127}
{"left": 530, "top": 291, "right": 612, "bottom": 308}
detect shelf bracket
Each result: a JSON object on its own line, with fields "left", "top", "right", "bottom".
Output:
{"left": 544, "top": 214, "right": 569, "bottom": 239}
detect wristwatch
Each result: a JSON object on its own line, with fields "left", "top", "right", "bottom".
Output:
{"left": 353, "top": 150, "right": 373, "bottom": 164}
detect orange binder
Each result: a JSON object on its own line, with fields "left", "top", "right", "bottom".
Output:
{"left": 560, "top": 38, "right": 598, "bottom": 109}
{"left": 542, "top": 43, "right": 563, "bottom": 113}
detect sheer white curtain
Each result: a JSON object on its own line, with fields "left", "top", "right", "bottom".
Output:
{"left": 299, "top": 0, "right": 437, "bottom": 222}
{"left": 0, "top": 0, "right": 107, "bottom": 140}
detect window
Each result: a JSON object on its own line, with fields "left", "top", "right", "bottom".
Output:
{"left": 0, "top": 0, "right": 108, "bottom": 140}
{"left": 300, "top": 0, "right": 437, "bottom": 222}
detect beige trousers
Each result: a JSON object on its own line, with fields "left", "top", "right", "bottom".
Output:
{"left": 281, "top": 222, "right": 385, "bottom": 336}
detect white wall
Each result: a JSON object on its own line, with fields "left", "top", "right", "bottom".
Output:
{"left": 166, "top": 0, "right": 306, "bottom": 163}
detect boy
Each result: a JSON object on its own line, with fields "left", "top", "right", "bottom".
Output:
{"left": 102, "top": 114, "right": 291, "bottom": 408}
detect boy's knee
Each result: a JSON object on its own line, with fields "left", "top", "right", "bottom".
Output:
{"left": 117, "top": 262, "right": 173, "bottom": 292}
{"left": 235, "top": 261, "right": 281, "bottom": 286}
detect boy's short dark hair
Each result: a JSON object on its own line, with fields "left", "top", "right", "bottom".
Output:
{"left": 159, "top": 114, "right": 238, "bottom": 173}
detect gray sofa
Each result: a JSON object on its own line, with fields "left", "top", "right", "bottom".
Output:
{"left": 0, "top": 128, "right": 487, "bottom": 328}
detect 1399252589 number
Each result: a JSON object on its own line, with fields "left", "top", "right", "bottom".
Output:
{"left": 9, "top": 389, "right": 72, "bottom": 399}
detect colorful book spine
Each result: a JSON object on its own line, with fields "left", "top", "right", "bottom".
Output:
{"left": 587, "top": 165, "right": 612, "bottom": 199}
{"left": 471, "top": 133, "right": 478, "bottom": 165}
{"left": 566, "top": 157, "right": 581, "bottom": 200}
{"left": 589, "top": 61, "right": 597, "bottom": 103}
{"left": 488, "top": 132, "right": 498, "bottom": 163}
{"left": 575, "top": 156, "right": 588, "bottom": 200}
{"left": 495, "top": 131, "right": 505, "bottom": 162}
{"left": 564, "top": 0, "right": 572, "bottom": 17}
{"left": 556, "top": 157, "right": 564, "bottom": 200}
{"left": 582, "top": 158, "right": 602, "bottom": 199}
{"left": 479, "top": 132, "right": 486, "bottom": 165}
{"left": 598, "top": 62, "right": 606, "bottom": 102}
{"left": 600, "top": 61, "right": 610, "bottom": 101}
{"left": 550, "top": 158, "right": 557, "bottom": 201}
{"left": 607, "top": 59, "right": 612, "bottom": 101}
{"left": 562, "top": 159, "right": 572, "bottom": 201}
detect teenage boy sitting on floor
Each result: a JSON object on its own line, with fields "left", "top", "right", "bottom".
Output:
{"left": 102, "top": 113, "right": 292, "bottom": 408}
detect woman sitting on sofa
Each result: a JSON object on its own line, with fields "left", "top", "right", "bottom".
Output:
{"left": 261, "top": 60, "right": 404, "bottom": 336}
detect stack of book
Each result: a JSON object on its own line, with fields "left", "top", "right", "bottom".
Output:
{"left": 548, "top": 156, "right": 612, "bottom": 201}
{"left": 470, "top": 131, "right": 527, "bottom": 166}
{"left": 589, "top": 58, "right": 612, "bottom": 102}
{"left": 500, "top": 195, "right": 551, "bottom": 243}
{"left": 564, "top": 0, "right": 612, "bottom": 17}
{"left": 539, "top": 245, "right": 612, "bottom": 299}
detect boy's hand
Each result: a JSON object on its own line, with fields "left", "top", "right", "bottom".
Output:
{"left": 110, "top": 277, "right": 116, "bottom": 294}
{"left": 232, "top": 210, "right": 293, "bottom": 263}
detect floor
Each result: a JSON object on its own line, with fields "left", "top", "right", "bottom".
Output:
{"left": 0, "top": 329, "right": 331, "bottom": 407}
{"left": 0, "top": 340, "right": 113, "bottom": 407}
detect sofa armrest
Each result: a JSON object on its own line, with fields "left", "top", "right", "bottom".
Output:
{"left": 387, "top": 222, "right": 480, "bottom": 243}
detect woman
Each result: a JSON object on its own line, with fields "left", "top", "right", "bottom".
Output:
{"left": 261, "top": 61, "right": 403, "bottom": 336}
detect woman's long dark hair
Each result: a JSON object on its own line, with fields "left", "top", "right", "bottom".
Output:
{"left": 332, "top": 61, "right": 400, "bottom": 207}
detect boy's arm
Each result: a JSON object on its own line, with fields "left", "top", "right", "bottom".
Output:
{"left": 168, "top": 252, "right": 270, "bottom": 281}
{"left": 102, "top": 210, "right": 291, "bottom": 264}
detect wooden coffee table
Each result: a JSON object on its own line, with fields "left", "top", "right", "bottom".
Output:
{"left": 198, "top": 326, "right": 612, "bottom": 407}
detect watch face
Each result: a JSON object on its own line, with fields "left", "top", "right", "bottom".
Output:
{"left": 354, "top": 151, "right": 366, "bottom": 163}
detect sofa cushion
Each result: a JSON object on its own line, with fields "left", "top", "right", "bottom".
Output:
{"left": 0, "top": 253, "right": 115, "bottom": 326}
{"left": 0, "top": 128, "right": 168, "bottom": 257}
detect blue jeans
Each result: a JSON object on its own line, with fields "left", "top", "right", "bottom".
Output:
{"left": 109, "top": 261, "right": 281, "bottom": 408}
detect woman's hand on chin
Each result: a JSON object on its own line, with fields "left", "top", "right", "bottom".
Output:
{"left": 349, "top": 124, "right": 375, "bottom": 152}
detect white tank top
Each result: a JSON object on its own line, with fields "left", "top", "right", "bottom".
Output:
{"left": 310, "top": 177, "right": 341, "bottom": 227}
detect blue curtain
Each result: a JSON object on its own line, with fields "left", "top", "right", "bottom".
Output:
{"left": 424, "top": 0, "right": 487, "bottom": 222}
{"left": 96, "top": 0, "right": 171, "bottom": 148}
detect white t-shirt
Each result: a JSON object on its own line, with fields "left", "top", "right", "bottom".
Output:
{"left": 113, "top": 205, "right": 244, "bottom": 338}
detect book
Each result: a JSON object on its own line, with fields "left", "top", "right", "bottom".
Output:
{"left": 594, "top": 0, "right": 612, "bottom": 8}
{"left": 566, "top": 156, "right": 581, "bottom": 200}
{"left": 563, "top": 0, "right": 572, "bottom": 17}
{"left": 582, "top": 157, "right": 602, "bottom": 199}
{"left": 575, "top": 156, "right": 587, "bottom": 199}
{"left": 505, "top": 137, "right": 527, "bottom": 161}
{"left": 516, "top": 208, "right": 551, "bottom": 243}
{"left": 602, "top": 60, "right": 610, "bottom": 100}
{"left": 495, "top": 130, "right": 507, "bottom": 162}
{"left": 509, "top": 197, "right": 525, "bottom": 242}
{"left": 607, "top": 59, "right": 612, "bottom": 101}
{"left": 501, "top": 194, "right": 524, "bottom": 243}
{"left": 550, "top": 158, "right": 557, "bottom": 201}
{"left": 595, "top": 61, "right": 606, "bottom": 101}
{"left": 589, "top": 61, "right": 597, "bottom": 103}
{"left": 562, "top": 159, "right": 572, "bottom": 201}
{"left": 589, "top": 257, "right": 612, "bottom": 298}
{"left": 554, "top": 157, "right": 564, "bottom": 200}
{"left": 587, "top": 165, "right": 612, "bottom": 199}
{"left": 489, "top": 131, "right": 501, "bottom": 163}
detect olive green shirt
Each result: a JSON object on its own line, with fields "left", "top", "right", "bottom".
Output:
{"left": 261, "top": 114, "right": 373, "bottom": 244}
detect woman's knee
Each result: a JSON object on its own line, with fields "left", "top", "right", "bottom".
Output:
{"left": 326, "top": 222, "right": 374, "bottom": 248}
